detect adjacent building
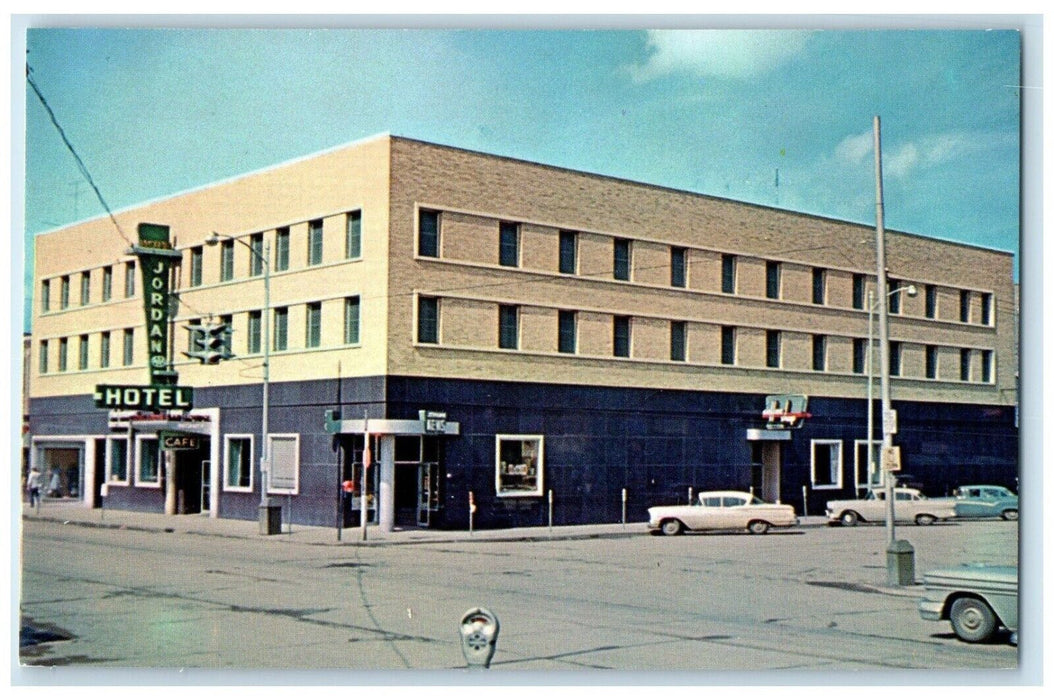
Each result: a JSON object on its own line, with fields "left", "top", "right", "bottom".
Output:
{"left": 28, "top": 134, "right": 1018, "bottom": 529}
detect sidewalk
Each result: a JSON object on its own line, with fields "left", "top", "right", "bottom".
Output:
{"left": 19, "top": 498, "right": 831, "bottom": 547}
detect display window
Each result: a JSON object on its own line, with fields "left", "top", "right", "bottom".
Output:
{"left": 495, "top": 435, "right": 543, "bottom": 497}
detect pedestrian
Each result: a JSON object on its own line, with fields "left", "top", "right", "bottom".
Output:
{"left": 27, "top": 467, "right": 42, "bottom": 507}
{"left": 48, "top": 468, "right": 61, "bottom": 498}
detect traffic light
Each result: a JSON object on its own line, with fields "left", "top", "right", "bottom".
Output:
{"left": 184, "top": 321, "right": 234, "bottom": 365}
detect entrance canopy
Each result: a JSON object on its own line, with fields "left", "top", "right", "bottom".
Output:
{"left": 324, "top": 410, "right": 460, "bottom": 436}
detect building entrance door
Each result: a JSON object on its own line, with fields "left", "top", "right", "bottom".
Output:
{"left": 760, "top": 442, "right": 781, "bottom": 503}
{"left": 418, "top": 462, "right": 440, "bottom": 526}
{"left": 174, "top": 448, "right": 207, "bottom": 514}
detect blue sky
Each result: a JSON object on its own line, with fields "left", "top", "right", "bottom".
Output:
{"left": 19, "top": 25, "right": 1024, "bottom": 330}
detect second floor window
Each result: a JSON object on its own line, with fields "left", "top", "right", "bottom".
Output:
{"left": 123, "top": 329, "right": 134, "bottom": 366}
{"left": 250, "top": 234, "right": 264, "bottom": 277}
{"left": 890, "top": 341, "right": 903, "bottom": 377}
{"left": 960, "top": 348, "right": 971, "bottom": 381}
{"left": 925, "top": 285, "right": 938, "bottom": 319}
{"left": 852, "top": 273, "right": 866, "bottom": 310}
{"left": 125, "top": 262, "right": 136, "bottom": 297}
{"left": 308, "top": 219, "right": 324, "bottom": 266}
{"left": 812, "top": 268, "right": 826, "bottom": 305}
{"left": 926, "top": 345, "right": 938, "bottom": 379}
{"left": 80, "top": 272, "right": 90, "bottom": 306}
{"left": 345, "top": 296, "right": 361, "bottom": 345}
{"left": 59, "top": 338, "right": 68, "bottom": 372}
{"left": 722, "top": 254, "right": 736, "bottom": 294}
{"left": 306, "top": 302, "right": 321, "bottom": 348}
{"left": 812, "top": 334, "right": 826, "bottom": 371}
{"left": 613, "top": 316, "right": 631, "bottom": 358}
{"left": 41, "top": 279, "right": 50, "bottom": 312}
{"left": 766, "top": 330, "right": 781, "bottom": 368}
{"left": 346, "top": 211, "right": 362, "bottom": 259}
{"left": 558, "top": 310, "right": 576, "bottom": 354}
{"left": 418, "top": 297, "right": 439, "bottom": 344}
{"left": 60, "top": 276, "right": 70, "bottom": 309}
{"left": 499, "top": 305, "right": 519, "bottom": 350}
{"left": 248, "top": 311, "right": 262, "bottom": 354}
{"left": 766, "top": 261, "right": 781, "bottom": 300}
{"left": 853, "top": 338, "right": 867, "bottom": 374}
{"left": 39, "top": 340, "right": 48, "bottom": 374}
{"left": 960, "top": 290, "right": 971, "bottom": 323}
{"left": 670, "top": 321, "right": 686, "bottom": 362}
{"left": 721, "top": 326, "right": 736, "bottom": 365}
{"left": 102, "top": 266, "right": 112, "bottom": 301}
{"left": 981, "top": 292, "right": 993, "bottom": 325}
{"left": 273, "top": 307, "right": 289, "bottom": 351}
{"left": 78, "top": 335, "right": 89, "bottom": 370}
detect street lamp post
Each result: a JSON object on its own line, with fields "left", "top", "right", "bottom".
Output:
{"left": 206, "top": 232, "right": 271, "bottom": 514}
{"left": 874, "top": 115, "right": 915, "bottom": 586}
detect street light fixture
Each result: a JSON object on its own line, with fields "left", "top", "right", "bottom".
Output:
{"left": 206, "top": 232, "right": 271, "bottom": 515}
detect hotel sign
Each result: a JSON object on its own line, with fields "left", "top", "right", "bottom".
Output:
{"left": 131, "top": 223, "right": 182, "bottom": 385}
{"left": 94, "top": 384, "right": 194, "bottom": 411}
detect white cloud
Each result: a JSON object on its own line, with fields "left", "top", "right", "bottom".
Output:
{"left": 834, "top": 131, "right": 873, "bottom": 165}
{"left": 626, "top": 30, "right": 811, "bottom": 82}
{"left": 832, "top": 130, "right": 979, "bottom": 180}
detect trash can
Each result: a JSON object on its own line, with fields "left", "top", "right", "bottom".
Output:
{"left": 259, "top": 502, "right": 282, "bottom": 536}
{"left": 886, "top": 539, "right": 916, "bottom": 586}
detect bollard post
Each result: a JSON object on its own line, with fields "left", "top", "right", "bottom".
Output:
{"left": 469, "top": 491, "right": 475, "bottom": 535}
{"left": 688, "top": 486, "right": 693, "bottom": 505}
{"left": 802, "top": 485, "right": 808, "bottom": 517}
{"left": 621, "top": 488, "right": 627, "bottom": 527}
{"left": 548, "top": 489, "right": 553, "bottom": 533}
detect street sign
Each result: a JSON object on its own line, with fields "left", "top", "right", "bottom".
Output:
{"left": 881, "top": 445, "right": 902, "bottom": 472}
{"left": 94, "top": 384, "right": 193, "bottom": 411}
{"left": 159, "top": 431, "right": 202, "bottom": 451}
{"left": 882, "top": 409, "right": 898, "bottom": 436}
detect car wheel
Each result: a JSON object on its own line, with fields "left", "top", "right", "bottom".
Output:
{"left": 915, "top": 514, "right": 937, "bottom": 526}
{"left": 1001, "top": 509, "right": 1019, "bottom": 521}
{"left": 949, "top": 596, "right": 998, "bottom": 643}
{"left": 661, "top": 519, "right": 684, "bottom": 536}
{"left": 747, "top": 520, "right": 770, "bottom": 535}
{"left": 839, "top": 511, "right": 860, "bottom": 527}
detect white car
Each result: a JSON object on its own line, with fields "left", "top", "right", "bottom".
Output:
{"left": 648, "top": 491, "right": 799, "bottom": 536}
{"left": 825, "top": 487, "right": 956, "bottom": 526}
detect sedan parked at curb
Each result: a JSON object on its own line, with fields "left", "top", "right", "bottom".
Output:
{"left": 918, "top": 564, "right": 1018, "bottom": 644}
{"left": 825, "top": 487, "right": 956, "bottom": 526}
{"left": 952, "top": 485, "right": 1019, "bottom": 521}
{"left": 648, "top": 490, "right": 798, "bottom": 536}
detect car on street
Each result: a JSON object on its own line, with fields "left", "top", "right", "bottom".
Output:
{"left": 648, "top": 490, "right": 798, "bottom": 535}
{"left": 952, "top": 485, "right": 1019, "bottom": 521}
{"left": 918, "top": 564, "right": 1018, "bottom": 644}
{"left": 825, "top": 487, "right": 956, "bottom": 526}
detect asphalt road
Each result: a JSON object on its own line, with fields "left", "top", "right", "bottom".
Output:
{"left": 18, "top": 517, "right": 1020, "bottom": 679}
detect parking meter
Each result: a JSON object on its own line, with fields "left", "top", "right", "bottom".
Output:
{"left": 459, "top": 607, "right": 499, "bottom": 669}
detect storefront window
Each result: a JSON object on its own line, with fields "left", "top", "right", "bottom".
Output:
{"left": 137, "top": 437, "right": 161, "bottom": 485}
{"left": 495, "top": 435, "right": 544, "bottom": 497}
{"left": 225, "top": 435, "right": 253, "bottom": 490}
{"left": 108, "top": 437, "right": 128, "bottom": 483}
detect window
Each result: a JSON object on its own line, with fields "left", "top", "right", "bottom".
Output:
{"left": 41, "top": 279, "right": 50, "bottom": 312}
{"left": 102, "top": 266, "right": 112, "bottom": 301}
{"left": 499, "top": 222, "right": 519, "bottom": 267}
{"left": 306, "top": 302, "right": 322, "bottom": 348}
{"left": 855, "top": 439, "right": 882, "bottom": 490}
{"left": 60, "top": 276, "right": 70, "bottom": 309}
{"left": 852, "top": 274, "right": 866, "bottom": 310}
{"left": 558, "top": 310, "right": 576, "bottom": 354}
{"left": 766, "top": 330, "right": 781, "bottom": 368}
{"left": 248, "top": 311, "right": 262, "bottom": 354}
{"left": 960, "top": 348, "right": 971, "bottom": 381}
{"left": 78, "top": 335, "right": 89, "bottom": 370}
{"left": 498, "top": 305, "right": 519, "bottom": 350}
{"left": 721, "top": 254, "right": 736, "bottom": 294}
{"left": 419, "top": 210, "right": 440, "bottom": 257}
{"left": 960, "top": 290, "right": 970, "bottom": 323}
{"left": 812, "top": 334, "right": 826, "bottom": 371}
{"left": 189, "top": 247, "right": 203, "bottom": 287}
{"left": 224, "top": 435, "right": 253, "bottom": 490}
{"left": 613, "top": 316, "right": 631, "bottom": 358}
{"left": 273, "top": 307, "right": 289, "bottom": 351}
{"left": 267, "top": 435, "right": 300, "bottom": 495}
{"left": 250, "top": 234, "right": 264, "bottom": 277}
{"left": 39, "top": 340, "right": 48, "bottom": 374}
{"left": 123, "top": 329, "right": 134, "bottom": 366}
{"left": 721, "top": 326, "right": 736, "bottom": 365}
{"left": 889, "top": 341, "right": 902, "bottom": 377}
{"left": 811, "top": 440, "right": 843, "bottom": 489}
{"left": 275, "top": 227, "right": 290, "bottom": 271}
{"left": 100, "top": 331, "right": 110, "bottom": 368}
{"left": 344, "top": 296, "right": 361, "bottom": 345}
{"left": 346, "top": 211, "right": 362, "bottom": 260}
{"left": 496, "top": 435, "right": 544, "bottom": 497}
{"left": 670, "top": 247, "right": 687, "bottom": 288}
{"left": 308, "top": 219, "right": 324, "bottom": 266}
{"left": 766, "top": 261, "right": 781, "bottom": 300}
{"left": 108, "top": 437, "right": 128, "bottom": 483}
{"left": 613, "top": 238, "right": 631, "bottom": 281}
{"left": 125, "top": 262, "right": 136, "bottom": 297}
{"left": 559, "top": 230, "right": 577, "bottom": 274}
{"left": 58, "top": 337, "right": 68, "bottom": 372}
{"left": 137, "top": 436, "right": 161, "bottom": 485}
{"left": 888, "top": 279, "right": 904, "bottom": 314}
{"left": 812, "top": 268, "right": 826, "bottom": 305}
{"left": 220, "top": 239, "right": 235, "bottom": 281}
{"left": 670, "top": 321, "right": 687, "bottom": 362}
{"left": 925, "top": 285, "right": 937, "bottom": 319}
{"left": 853, "top": 338, "right": 868, "bottom": 374}
{"left": 981, "top": 350, "right": 994, "bottom": 383}
{"left": 417, "top": 296, "right": 439, "bottom": 344}
{"left": 981, "top": 293, "right": 993, "bottom": 326}
{"left": 80, "top": 272, "right": 90, "bottom": 305}
{"left": 925, "top": 345, "right": 938, "bottom": 379}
